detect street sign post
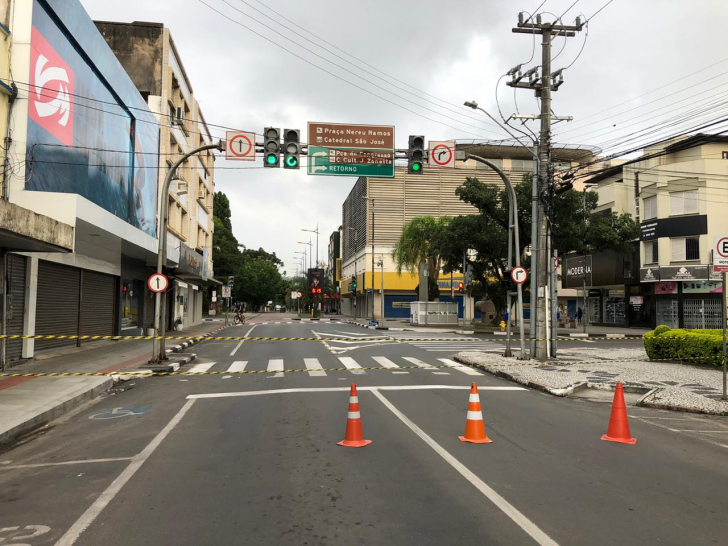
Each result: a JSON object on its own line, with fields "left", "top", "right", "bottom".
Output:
{"left": 225, "top": 130, "right": 256, "bottom": 161}
{"left": 714, "top": 237, "right": 728, "bottom": 400}
{"left": 222, "top": 286, "right": 231, "bottom": 298}
{"left": 307, "top": 122, "right": 395, "bottom": 177}
{"left": 148, "top": 273, "right": 168, "bottom": 293}
{"left": 511, "top": 266, "right": 528, "bottom": 285}
{"left": 428, "top": 140, "right": 455, "bottom": 168}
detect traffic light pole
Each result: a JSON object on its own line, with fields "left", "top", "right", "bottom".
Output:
{"left": 151, "top": 141, "right": 223, "bottom": 364}
{"left": 465, "top": 153, "right": 526, "bottom": 359}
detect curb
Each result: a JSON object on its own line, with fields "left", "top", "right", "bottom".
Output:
{"left": 165, "top": 325, "right": 227, "bottom": 354}
{"left": 0, "top": 377, "right": 114, "bottom": 447}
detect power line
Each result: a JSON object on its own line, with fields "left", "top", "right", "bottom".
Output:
{"left": 196, "top": 0, "right": 503, "bottom": 140}
{"left": 587, "top": 0, "right": 614, "bottom": 22}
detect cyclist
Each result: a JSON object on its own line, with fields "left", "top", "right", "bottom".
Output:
{"left": 233, "top": 301, "right": 245, "bottom": 325}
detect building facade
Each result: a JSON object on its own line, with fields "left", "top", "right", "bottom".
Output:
{"left": 94, "top": 20, "right": 216, "bottom": 331}
{"left": 340, "top": 142, "right": 595, "bottom": 320}
{"left": 569, "top": 134, "right": 728, "bottom": 329}
{"left": 5, "top": 0, "right": 164, "bottom": 361}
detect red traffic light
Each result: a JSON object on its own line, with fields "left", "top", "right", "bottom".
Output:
{"left": 458, "top": 282, "right": 464, "bottom": 293}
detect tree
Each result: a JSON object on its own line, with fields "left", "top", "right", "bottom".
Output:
{"left": 212, "top": 192, "right": 241, "bottom": 279}
{"left": 237, "top": 258, "right": 287, "bottom": 310}
{"left": 243, "top": 247, "right": 283, "bottom": 267}
{"left": 392, "top": 215, "right": 451, "bottom": 286}
{"left": 437, "top": 176, "right": 639, "bottom": 319}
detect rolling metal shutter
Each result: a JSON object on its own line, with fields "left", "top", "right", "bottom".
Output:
{"left": 36, "top": 261, "right": 80, "bottom": 351}
{"left": 6, "top": 255, "right": 27, "bottom": 364}
{"left": 80, "top": 270, "right": 116, "bottom": 336}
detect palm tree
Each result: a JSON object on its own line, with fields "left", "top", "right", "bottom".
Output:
{"left": 392, "top": 215, "right": 451, "bottom": 282}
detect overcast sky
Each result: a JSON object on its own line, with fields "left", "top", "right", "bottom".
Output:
{"left": 81, "top": 0, "right": 728, "bottom": 276}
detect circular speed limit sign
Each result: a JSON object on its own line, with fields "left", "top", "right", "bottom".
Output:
{"left": 148, "top": 273, "right": 169, "bottom": 293}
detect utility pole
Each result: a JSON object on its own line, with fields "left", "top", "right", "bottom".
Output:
{"left": 508, "top": 12, "right": 584, "bottom": 359}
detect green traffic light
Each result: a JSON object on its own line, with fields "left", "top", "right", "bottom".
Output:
{"left": 412, "top": 162, "right": 421, "bottom": 171}
{"left": 266, "top": 154, "right": 277, "bottom": 165}
{"left": 285, "top": 155, "right": 298, "bottom": 167}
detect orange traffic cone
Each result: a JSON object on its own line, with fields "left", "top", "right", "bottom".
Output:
{"left": 459, "top": 383, "right": 493, "bottom": 444}
{"left": 337, "top": 384, "right": 372, "bottom": 448}
{"left": 601, "top": 382, "right": 637, "bottom": 445}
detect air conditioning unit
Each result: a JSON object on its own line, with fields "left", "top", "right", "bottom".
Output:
{"left": 172, "top": 107, "right": 184, "bottom": 126}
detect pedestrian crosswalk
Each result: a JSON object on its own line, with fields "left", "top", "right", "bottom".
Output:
{"left": 403, "top": 339, "right": 501, "bottom": 353}
{"left": 178, "top": 355, "right": 482, "bottom": 378}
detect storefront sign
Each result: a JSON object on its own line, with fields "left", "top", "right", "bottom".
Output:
{"left": 682, "top": 280, "right": 723, "bottom": 294}
{"left": 392, "top": 302, "right": 411, "bottom": 308}
{"left": 655, "top": 281, "right": 678, "bottom": 295}
{"left": 178, "top": 244, "right": 203, "bottom": 277}
{"left": 640, "top": 215, "right": 707, "bottom": 241}
{"left": 588, "top": 289, "right": 601, "bottom": 297}
{"left": 629, "top": 296, "right": 644, "bottom": 305}
{"left": 640, "top": 267, "right": 660, "bottom": 282}
{"left": 563, "top": 255, "right": 592, "bottom": 288}
{"left": 660, "top": 265, "right": 709, "bottom": 281}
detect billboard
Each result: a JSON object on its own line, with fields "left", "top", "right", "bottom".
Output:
{"left": 25, "top": 0, "right": 159, "bottom": 237}
{"left": 308, "top": 268, "right": 324, "bottom": 295}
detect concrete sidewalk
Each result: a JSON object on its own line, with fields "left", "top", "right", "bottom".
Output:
{"left": 0, "top": 322, "right": 226, "bottom": 447}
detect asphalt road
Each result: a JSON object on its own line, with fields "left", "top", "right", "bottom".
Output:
{"left": 1, "top": 316, "right": 726, "bottom": 545}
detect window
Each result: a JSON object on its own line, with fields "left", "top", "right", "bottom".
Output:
{"left": 510, "top": 159, "right": 533, "bottom": 171}
{"left": 722, "top": 151, "right": 728, "bottom": 159}
{"left": 643, "top": 195, "right": 657, "bottom": 219}
{"left": 670, "top": 189, "right": 698, "bottom": 216}
{"left": 475, "top": 158, "right": 502, "bottom": 170}
{"left": 644, "top": 241, "right": 658, "bottom": 264}
{"left": 670, "top": 237, "right": 699, "bottom": 262}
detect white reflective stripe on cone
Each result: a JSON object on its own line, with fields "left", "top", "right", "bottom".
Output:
{"left": 349, "top": 396, "right": 359, "bottom": 403}
{"left": 466, "top": 411, "right": 483, "bottom": 421}
{"left": 348, "top": 412, "right": 361, "bottom": 419}
{"left": 469, "top": 394, "right": 481, "bottom": 403}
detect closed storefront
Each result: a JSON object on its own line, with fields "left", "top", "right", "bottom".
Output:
{"left": 6, "top": 255, "right": 27, "bottom": 364}
{"left": 36, "top": 261, "right": 80, "bottom": 351}
{"left": 35, "top": 261, "right": 117, "bottom": 352}
{"left": 81, "top": 270, "right": 116, "bottom": 337}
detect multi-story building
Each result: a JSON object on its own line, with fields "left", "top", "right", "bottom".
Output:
{"left": 326, "top": 228, "right": 341, "bottom": 313}
{"left": 563, "top": 134, "right": 728, "bottom": 329}
{"left": 5, "top": 0, "right": 162, "bottom": 360}
{"left": 340, "top": 142, "right": 595, "bottom": 320}
{"left": 94, "top": 20, "right": 216, "bottom": 331}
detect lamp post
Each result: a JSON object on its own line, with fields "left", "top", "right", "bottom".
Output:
{"left": 362, "top": 196, "right": 375, "bottom": 320}
{"left": 346, "top": 227, "right": 358, "bottom": 317}
{"left": 464, "top": 100, "right": 541, "bottom": 360}
{"left": 302, "top": 226, "right": 320, "bottom": 267}
{"left": 297, "top": 240, "right": 313, "bottom": 270}
{"left": 151, "top": 140, "right": 224, "bottom": 364}
{"left": 581, "top": 183, "right": 598, "bottom": 333}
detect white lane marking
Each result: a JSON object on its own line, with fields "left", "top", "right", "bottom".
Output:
{"left": 267, "top": 359, "right": 284, "bottom": 378}
{"left": 0, "top": 457, "right": 133, "bottom": 470}
{"left": 227, "top": 361, "right": 248, "bottom": 373}
{"left": 392, "top": 371, "right": 410, "bottom": 374}
{"left": 432, "top": 372, "right": 451, "bottom": 375}
{"left": 222, "top": 376, "right": 232, "bottom": 379}
{"left": 187, "top": 385, "right": 525, "bottom": 399}
{"left": 439, "top": 358, "right": 483, "bottom": 376}
{"left": 338, "top": 356, "right": 365, "bottom": 375}
{"left": 402, "top": 356, "right": 436, "bottom": 369}
{"left": 230, "top": 325, "right": 257, "bottom": 356}
{"left": 56, "top": 399, "right": 197, "bottom": 546}
{"left": 371, "top": 390, "right": 559, "bottom": 546}
{"left": 304, "top": 358, "right": 327, "bottom": 377}
{"left": 372, "top": 356, "right": 399, "bottom": 368}
{"left": 187, "top": 362, "right": 215, "bottom": 374}
{"left": 628, "top": 416, "right": 728, "bottom": 450}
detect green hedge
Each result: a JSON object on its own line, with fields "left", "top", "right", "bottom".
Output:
{"left": 644, "top": 325, "right": 726, "bottom": 366}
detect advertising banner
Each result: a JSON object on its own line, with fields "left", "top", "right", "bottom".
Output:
{"left": 308, "top": 268, "right": 324, "bottom": 295}
{"left": 26, "top": 0, "right": 159, "bottom": 237}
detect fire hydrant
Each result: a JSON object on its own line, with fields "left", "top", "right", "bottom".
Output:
{"left": 499, "top": 320, "right": 506, "bottom": 332}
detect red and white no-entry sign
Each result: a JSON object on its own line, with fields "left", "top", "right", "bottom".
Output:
{"left": 225, "top": 130, "right": 256, "bottom": 161}
{"left": 511, "top": 266, "right": 528, "bottom": 285}
{"left": 428, "top": 140, "right": 455, "bottom": 168}
{"left": 148, "top": 273, "right": 169, "bottom": 293}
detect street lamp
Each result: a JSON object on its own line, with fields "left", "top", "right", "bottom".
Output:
{"left": 297, "top": 240, "right": 313, "bottom": 270}
{"left": 362, "top": 196, "right": 375, "bottom": 320}
{"left": 151, "top": 139, "right": 224, "bottom": 364}
{"left": 464, "top": 99, "right": 543, "bottom": 360}
{"left": 302, "top": 226, "right": 320, "bottom": 267}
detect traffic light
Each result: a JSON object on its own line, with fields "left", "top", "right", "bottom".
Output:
{"left": 264, "top": 127, "right": 280, "bottom": 167}
{"left": 351, "top": 274, "right": 357, "bottom": 296}
{"left": 458, "top": 281, "right": 464, "bottom": 294}
{"left": 283, "top": 128, "right": 300, "bottom": 169}
{"left": 408, "top": 135, "right": 424, "bottom": 174}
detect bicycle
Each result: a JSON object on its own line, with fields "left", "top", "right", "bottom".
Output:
{"left": 233, "top": 312, "right": 245, "bottom": 325}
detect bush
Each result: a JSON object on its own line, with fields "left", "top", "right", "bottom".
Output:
{"left": 643, "top": 328, "right": 725, "bottom": 366}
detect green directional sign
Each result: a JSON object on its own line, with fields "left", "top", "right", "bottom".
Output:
{"left": 307, "top": 122, "right": 396, "bottom": 178}
{"left": 307, "top": 147, "right": 395, "bottom": 177}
